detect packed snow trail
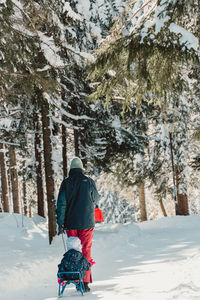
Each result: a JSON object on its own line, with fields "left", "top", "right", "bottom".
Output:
{"left": 1, "top": 214, "right": 200, "bottom": 300}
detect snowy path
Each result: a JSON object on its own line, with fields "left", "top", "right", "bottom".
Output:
{"left": 92, "top": 219, "right": 200, "bottom": 300}
{"left": 1, "top": 214, "right": 200, "bottom": 300}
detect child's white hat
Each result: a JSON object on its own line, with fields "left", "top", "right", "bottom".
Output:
{"left": 66, "top": 237, "right": 82, "bottom": 252}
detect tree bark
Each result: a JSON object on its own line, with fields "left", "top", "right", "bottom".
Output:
{"left": 74, "top": 125, "right": 79, "bottom": 157}
{"left": 80, "top": 136, "right": 87, "bottom": 169}
{"left": 22, "top": 159, "right": 28, "bottom": 216}
{"left": 138, "top": 181, "right": 147, "bottom": 222}
{"left": 9, "top": 145, "right": 20, "bottom": 213}
{"left": 34, "top": 110, "right": 45, "bottom": 217}
{"left": 169, "top": 133, "right": 179, "bottom": 214}
{"left": 61, "top": 91, "right": 68, "bottom": 178}
{"left": 7, "top": 159, "right": 12, "bottom": 204}
{"left": 175, "top": 168, "right": 189, "bottom": 215}
{"left": 0, "top": 143, "right": 10, "bottom": 212}
{"left": 73, "top": 124, "right": 87, "bottom": 169}
{"left": 159, "top": 199, "right": 167, "bottom": 217}
{"left": 41, "top": 96, "right": 56, "bottom": 244}
{"left": 29, "top": 202, "right": 32, "bottom": 218}
{"left": 62, "top": 122, "right": 68, "bottom": 178}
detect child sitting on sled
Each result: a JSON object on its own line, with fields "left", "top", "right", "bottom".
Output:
{"left": 57, "top": 237, "right": 95, "bottom": 292}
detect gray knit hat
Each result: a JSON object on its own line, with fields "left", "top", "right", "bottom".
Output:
{"left": 70, "top": 157, "right": 83, "bottom": 170}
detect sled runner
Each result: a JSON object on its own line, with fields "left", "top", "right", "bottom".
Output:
{"left": 58, "top": 271, "right": 85, "bottom": 297}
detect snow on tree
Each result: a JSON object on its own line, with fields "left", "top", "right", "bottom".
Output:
{"left": 86, "top": 0, "right": 200, "bottom": 216}
{"left": 1, "top": 0, "right": 199, "bottom": 230}
{"left": 99, "top": 190, "right": 135, "bottom": 223}
{"left": 0, "top": 0, "right": 130, "bottom": 241}
{"left": 88, "top": 0, "right": 200, "bottom": 110}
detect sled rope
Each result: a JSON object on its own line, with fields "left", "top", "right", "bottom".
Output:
{"left": 61, "top": 232, "right": 67, "bottom": 252}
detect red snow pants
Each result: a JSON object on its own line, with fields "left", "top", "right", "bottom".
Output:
{"left": 66, "top": 228, "right": 94, "bottom": 283}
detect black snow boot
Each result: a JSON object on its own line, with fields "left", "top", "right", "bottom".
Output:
{"left": 84, "top": 282, "right": 90, "bottom": 292}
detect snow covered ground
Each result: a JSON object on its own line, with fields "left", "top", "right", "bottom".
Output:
{"left": 1, "top": 213, "right": 200, "bottom": 300}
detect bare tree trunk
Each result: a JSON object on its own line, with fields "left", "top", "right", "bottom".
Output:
{"left": 61, "top": 91, "right": 68, "bottom": 178}
{"left": 159, "top": 199, "right": 167, "bottom": 217}
{"left": 41, "top": 96, "right": 56, "bottom": 244}
{"left": 22, "top": 182, "right": 28, "bottom": 216}
{"left": 9, "top": 145, "right": 20, "bottom": 213}
{"left": 169, "top": 133, "right": 179, "bottom": 214}
{"left": 74, "top": 125, "right": 79, "bottom": 157}
{"left": 138, "top": 182, "right": 147, "bottom": 222}
{"left": 62, "top": 121, "right": 68, "bottom": 178}
{"left": 80, "top": 136, "right": 87, "bottom": 169}
{"left": 177, "top": 194, "right": 189, "bottom": 215}
{"left": 0, "top": 143, "right": 10, "bottom": 212}
{"left": 73, "top": 124, "right": 87, "bottom": 169}
{"left": 34, "top": 110, "right": 45, "bottom": 217}
{"left": 29, "top": 201, "right": 32, "bottom": 218}
{"left": 22, "top": 158, "right": 28, "bottom": 216}
{"left": 7, "top": 159, "right": 12, "bottom": 204}
{"left": 175, "top": 168, "right": 189, "bottom": 215}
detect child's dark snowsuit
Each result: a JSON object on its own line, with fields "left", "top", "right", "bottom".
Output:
{"left": 57, "top": 249, "right": 91, "bottom": 281}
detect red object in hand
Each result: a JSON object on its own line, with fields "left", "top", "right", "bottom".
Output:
{"left": 95, "top": 207, "right": 104, "bottom": 223}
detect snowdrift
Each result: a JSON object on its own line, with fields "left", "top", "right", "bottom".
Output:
{"left": 1, "top": 213, "right": 200, "bottom": 300}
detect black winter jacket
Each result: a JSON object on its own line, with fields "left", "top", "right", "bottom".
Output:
{"left": 56, "top": 168, "right": 100, "bottom": 230}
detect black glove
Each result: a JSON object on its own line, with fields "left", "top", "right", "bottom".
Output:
{"left": 57, "top": 225, "right": 64, "bottom": 235}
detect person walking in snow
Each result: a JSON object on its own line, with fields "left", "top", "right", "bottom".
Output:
{"left": 95, "top": 205, "right": 104, "bottom": 224}
{"left": 56, "top": 157, "right": 100, "bottom": 292}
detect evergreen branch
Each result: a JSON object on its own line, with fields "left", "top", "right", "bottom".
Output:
{"left": 9, "top": 72, "right": 29, "bottom": 78}
{"left": 121, "top": 0, "right": 155, "bottom": 33}
{"left": 12, "top": 1, "right": 86, "bottom": 65}
{"left": 6, "top": 26, "right": 37, "bottom": 38}
{"left": 11, "top": 2, "right": 37, "bottom": 34}
{"left": 0, "top": 140, "right": 20, "bottom": 146}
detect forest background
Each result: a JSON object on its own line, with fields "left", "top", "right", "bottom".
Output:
{"left": 0, "top": 0, "right": 200, "bottom": 244}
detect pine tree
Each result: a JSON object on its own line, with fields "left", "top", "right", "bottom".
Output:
{"left": 9, "top": 145, "right": 20, "bottom": 213}
{"left": 0, "top": 143, "right": 10, "bottom": 212}
{"left": 33, "top": 108, "right": 45, "bottom": 217}
{"left": 86, "top": 0, "right": 200, "bottom": 216}
{"left": 99, "top": 190, "right": 135, "bottom": 223}
{"left": 88, "top": 0, "right": 200, "bottom": 110}
{"left": 52, "top": 0, "right": 127, "bottom": 170}
{"left": 0, "top": 0, "right": 70, "bottom": 242}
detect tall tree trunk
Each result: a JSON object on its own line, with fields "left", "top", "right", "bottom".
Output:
{"left": 80, "top": 136, "right": 87, "bottom": 169}
{"left": 175, "top": 168, "right": 189, "bottom": 215}
{"left": 22, "top": 159, "right": 28, "bottom": 216}
{"left": 41, "top": 96, "right": 56, "bottom": 244}
{"left": 74, "top": 126, "right": 79, "bottom": 157}
{"left": 62, "top": 121, "right": 68, "bottom": 178}
{"left": 29, "top": 202, "right": 32, "bottom": 218}
{"left": 34, "top": 110, "right": 45, "bottom": 217}
{"left": 9, "top": 145, "right": 20, "bottom": 213}
{"left": 7, "top": 158, "right": 12, "bottom": 204}
{"left": 138, "top": 182, "right": 147, "bottom": 222}
{"left": 73, "top": 124, "right": 87, "bottom": 169}
{"left": 169, "top": 133, "right": 179, "bottom": 214}
{"left": 0, "top": 143, "right": 10, "bottom": 212}
{"left": 159, "top": 199, "right": 167, "bottom": 217}
{"left": 61, "top": 91, "right": 68, "bottom": 178}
